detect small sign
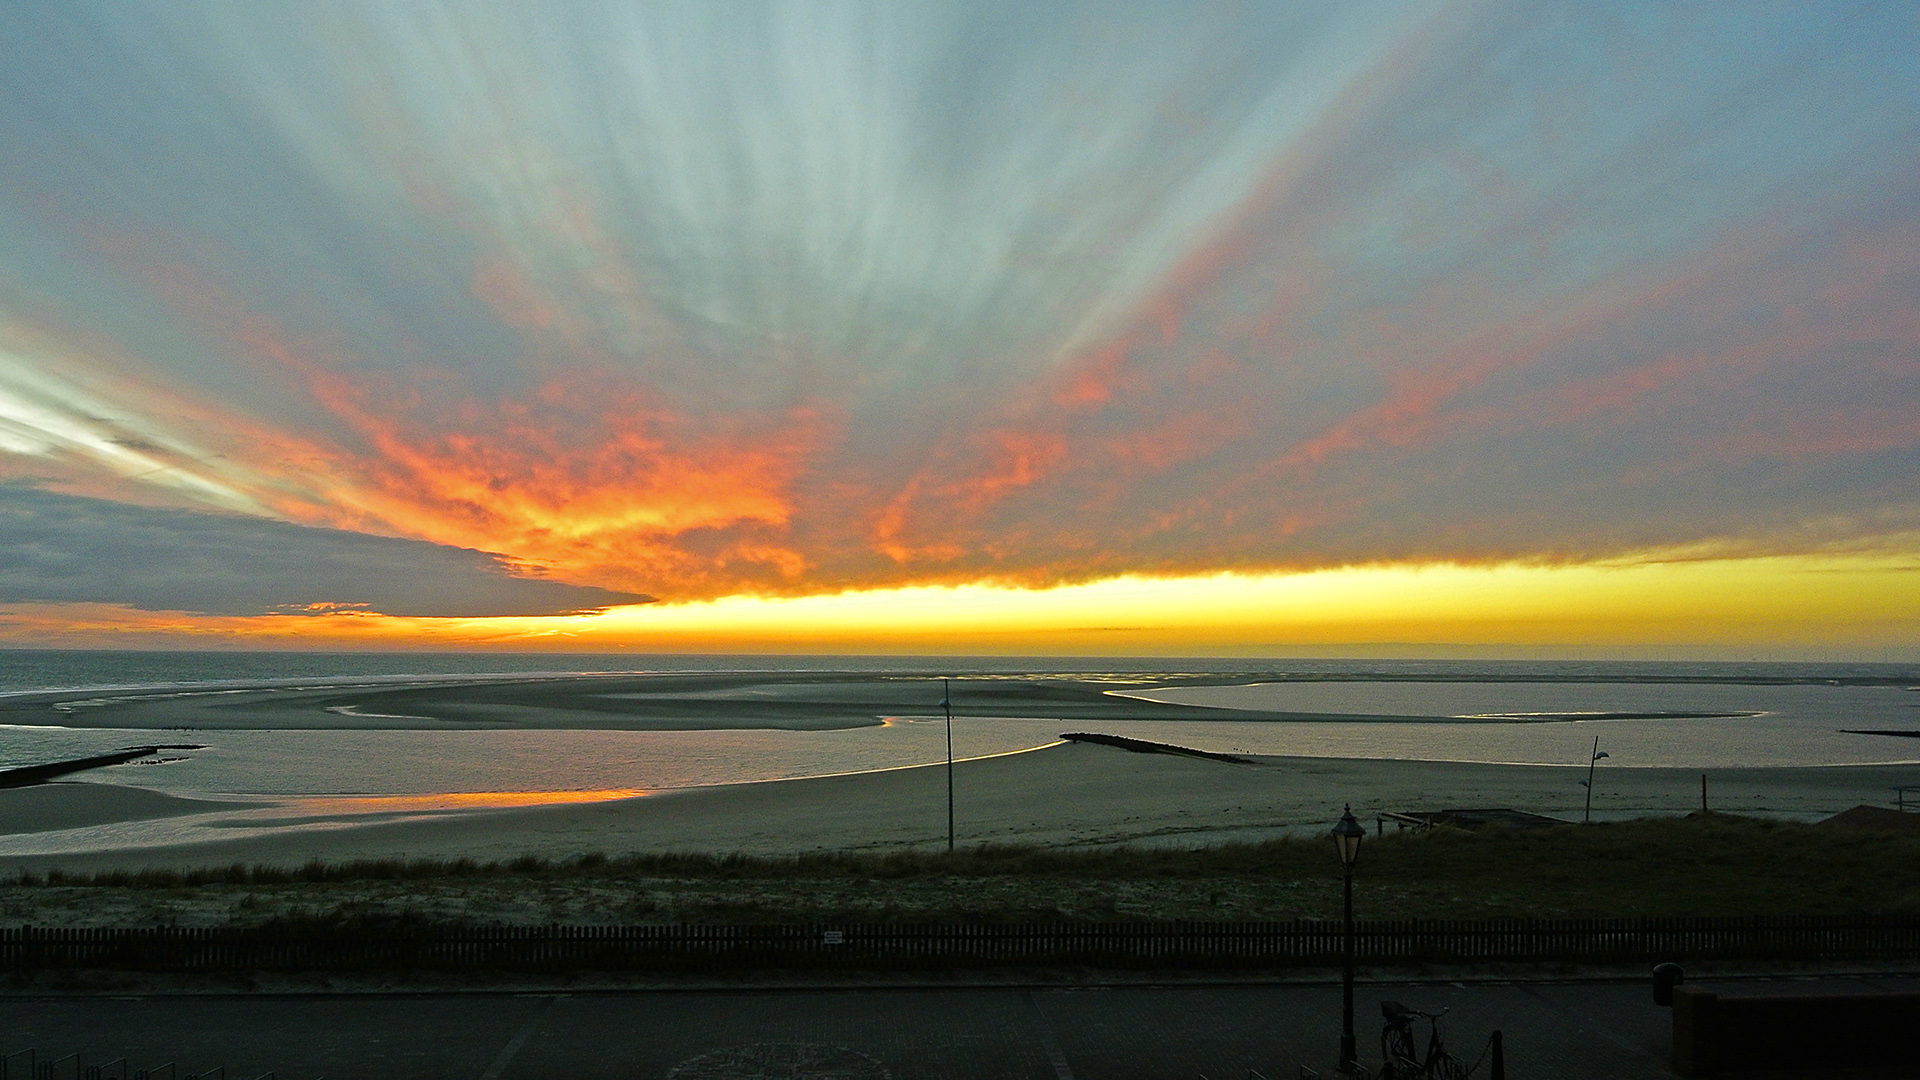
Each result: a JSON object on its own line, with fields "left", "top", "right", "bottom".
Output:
{"left": 821, "top": 930, "right": 845, "bottom": 946}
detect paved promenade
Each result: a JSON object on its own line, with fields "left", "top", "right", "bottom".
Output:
{"left": 5, "top": 974, "right": 1915, "bottom": 1078}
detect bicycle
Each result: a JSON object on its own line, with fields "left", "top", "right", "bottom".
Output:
{"left": 1377, "top": 1001, "right": 1474, "bottom": 1080}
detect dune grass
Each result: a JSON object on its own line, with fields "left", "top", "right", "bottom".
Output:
{"left": 4, "top": 814, "right": 1917, "bottom": 925}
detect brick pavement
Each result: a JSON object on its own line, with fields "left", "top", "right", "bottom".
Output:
{"left": 4, "top": 975, "right": 1916, "bottom": 1078}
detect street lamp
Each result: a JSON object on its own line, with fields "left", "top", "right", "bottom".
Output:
{"left": 942, "top": 678, "right": 954, "bottom": 852}
{"left": 1332, "top": 804, "right": 1365, "bottom": 1073}
{"left": 1581, "top": 736, "right": 1610, "bottom": 824}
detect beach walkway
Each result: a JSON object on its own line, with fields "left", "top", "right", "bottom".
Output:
{"left": 8, "top": 973, "right": 1914, "bottom": 1078}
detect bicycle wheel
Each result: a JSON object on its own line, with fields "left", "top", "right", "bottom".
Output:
{"left": 1431, "top": 1051, "right": 1473, "bottom": 1080}
{"left": 1379, "top": 1029, "right": 1419, "bottom": 1079}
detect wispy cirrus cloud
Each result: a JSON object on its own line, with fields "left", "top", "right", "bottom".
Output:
{"left": 0, "top": 0, "right": 1914, "bottom": 631}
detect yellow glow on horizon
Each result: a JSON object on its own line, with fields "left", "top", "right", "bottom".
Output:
{"left": 579, "top": 552, "right": 1919, "bottom": 655}
{"left": 3, "top": 551, "right": 1915, "bottom": 659}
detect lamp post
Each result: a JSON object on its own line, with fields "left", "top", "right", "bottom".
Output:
{"left": 1332, "top": 804, "right": 1365, "bottom": 1073}
{"left": 941, "top": 678, "right": 954, "bottom": 852}
{"left": 1582, "top": 736, "right": 1610, "bottom": 824}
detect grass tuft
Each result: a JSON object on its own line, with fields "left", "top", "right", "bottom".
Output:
{"left": 5, "top": 815, "right": 1918, "bottom": 922}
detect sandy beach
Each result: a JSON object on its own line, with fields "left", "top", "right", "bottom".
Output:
{"left": 3, "top": 667, "right": 1914, "bottom": 878}
{"left": 0, "top": 782, "right": 248, "bottom": 834}
{"left": 1, "top": 741, "right": 1909, "bottom": 876}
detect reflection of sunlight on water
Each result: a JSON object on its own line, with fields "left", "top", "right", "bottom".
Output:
{"left": 287, "top": 789, "right": 648, "bottom": 814}
{"left": 0, "top": 788, "right": 653, "bottom": 857}
{"left": 324, "top": 705, "right": 438, "bottom": 721}
{"left": 15, "top": 721, "right": 1068, "bottom": 799}
{"left": 0, "top": 742, "right": 1081, "bottom": 856}
{"left": 5, "top": 678, "right": 1918, "bottom": 823}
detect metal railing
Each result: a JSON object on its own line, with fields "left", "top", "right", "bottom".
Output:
{"left": 2, "top": 915, "right": 1915, "bottom": 973}
{"left": 4, "top": 1055, "right": 287, "bottom": 1080}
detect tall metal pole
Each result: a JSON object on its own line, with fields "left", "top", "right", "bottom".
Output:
{"left": 944, "top": 677, "right": 954, "bottom": 852}
{"left": 1341, "top": 859, "right": 1356, "bottom": 1071}
{"left": 1331, "top": 804, "right": 1364, "bottom": 1076}
{"left": 1584, "top": 735, "right": 1600, "bottom": 824}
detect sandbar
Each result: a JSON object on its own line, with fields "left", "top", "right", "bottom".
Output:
{"left": 0, "top": 673, "right": 1305, "bottom": 731}
{"left": 1, "top": 743, "right": 1909, "bottom": 875}
{"left": 0, "top": 782, "right": 245, "bottom": 834}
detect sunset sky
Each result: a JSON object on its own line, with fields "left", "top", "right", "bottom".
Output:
{"left": 2, "top": 2, "right": 1916, "bottom": 657}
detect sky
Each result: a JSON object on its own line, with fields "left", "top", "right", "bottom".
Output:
{"left": 1, "top": 1, "right": 1917, "bottom": 657}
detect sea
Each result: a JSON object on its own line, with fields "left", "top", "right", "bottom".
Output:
{"left": 1, "top": 651, "right": 1917, "bottom": 856}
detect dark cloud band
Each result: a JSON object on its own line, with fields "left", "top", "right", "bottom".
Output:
{"left": 0, "top": 487, "right": 650, "bottom": 617}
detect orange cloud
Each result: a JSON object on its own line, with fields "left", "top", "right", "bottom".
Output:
{"left": 18, "top": 42, "right": 1916, "bottom": 620}
{"left": 51, "top": 238, "right": 831, "bottom": 598}
{"left": 868, "top": 437, "right": 1059, "bottom": 564}
{"left": 288, "top": 368, "right": 833, "bottom": 593}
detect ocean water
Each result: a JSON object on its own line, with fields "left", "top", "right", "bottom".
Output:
{"left": 1, "top": 651, "right": 1917, "bottom": 856}
{"left": 0, "top": 641, "right": 1912, "bottom": 803}
{"left": 2, "top": 652, "right": 1918, "bottom": 790}
{"left": 0, "top": 649, "right": 916, "bottom": 695}
{"left": 7, "top": 650, "right": 1913, "bottom": 698}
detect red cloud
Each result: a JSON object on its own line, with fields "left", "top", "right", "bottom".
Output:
{"left": 293, "top": 368, "right": 833, "bottom": 593}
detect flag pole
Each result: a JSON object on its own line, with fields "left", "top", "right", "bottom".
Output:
{"left": 944, "top": 677, "right": 954, "bottom": 852}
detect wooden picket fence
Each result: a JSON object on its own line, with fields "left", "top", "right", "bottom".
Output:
{"left": 1, "top": 916, "right": 1914, "bottom": 973}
